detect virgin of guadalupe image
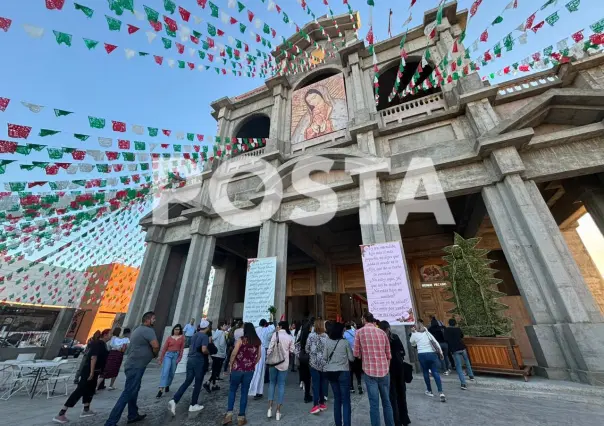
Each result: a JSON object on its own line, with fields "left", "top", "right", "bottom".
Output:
{"left": 291, "top": 83, "right": 348, "bottom": 144}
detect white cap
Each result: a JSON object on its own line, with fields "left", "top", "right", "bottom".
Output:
{"left": 199, "top": 319, "right": 210, "bottom": 329}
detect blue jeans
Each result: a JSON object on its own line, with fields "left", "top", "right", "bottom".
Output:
{"left": 160, "top": 351, "right": 178, "bottom": 388}
{"left": 418, "top": 352, "right": 443, "bottom": 393}
{"left": 173, "top": 356, "right": 204, "bottom": 406}
{"left": 364, "top": 374, "right": 394, "bottom": 426}
{"left": 328, "top": 371, "right": 351, "bottom": 426}
{"left": 104, "top": 367, "right": 146, "bottom": 426}
{"left": 268, "top": 367, "right": 288, "bottom": 405}
{"left": 453, "top": 349, "right": 474, "bottom": 385}
{"left": 310, "top": 367, "right": 328, "bottom": 406}
{"left": 228, "top": 370, "right": 254, "bottom": 416}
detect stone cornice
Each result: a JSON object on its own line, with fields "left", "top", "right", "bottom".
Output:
{"left": 475, "top": 128, "right": 535, "bottom": 156}
{"left": 526, "top": 120, "right": 604, "bottom": 150}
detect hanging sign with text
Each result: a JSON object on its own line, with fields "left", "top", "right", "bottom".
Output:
{"left": 360, "top": 242, "right": 415, "bottom": 325}
{"left": 243, "top": 257, "right": 277, "bottom": 326}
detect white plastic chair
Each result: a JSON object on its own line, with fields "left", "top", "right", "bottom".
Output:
{"left": 0, "top": 365, "right": 32, "bottom": 400}
{"left": 15, "top": 353, "right": 36, "bottom": 362}
{"left": 36, "top": 360, "right": 72, "bottom": 399}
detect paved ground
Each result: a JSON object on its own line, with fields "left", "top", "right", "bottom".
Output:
{"left": 4, "top": 362, "right": 604, "bottom": 426}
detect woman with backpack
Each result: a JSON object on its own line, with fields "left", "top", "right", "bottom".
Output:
{"left": 324, "top": 322, "right": 354, "bottom": 426}
{"left": 266, "top": 320, "right": 295, "bottom": 421}
{"left": 379, "top": 321, "right": 411, "bottom": 426}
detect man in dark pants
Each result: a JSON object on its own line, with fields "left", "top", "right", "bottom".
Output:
{"left": 168, "top": 319, "right": 210, "bottom": 415}
{"left": 104, "top": 312, "right": 159, "bottom": 426}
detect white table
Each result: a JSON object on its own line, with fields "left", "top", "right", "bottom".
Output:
{"left": 0, "top": 360, "right": 62, "bottom": 399}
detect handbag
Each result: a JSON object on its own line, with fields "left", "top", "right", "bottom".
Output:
{"left": 324, "top": 340, "right": 341, "bottom": 382}
{"left": 427, "top": 332, "right": 444, "bottom": 360}
{"left": 402, "top": 361, "right": 413, "bottom": 384}
{"left": 266, "top": 331, "right": 286, "bottom": 367}
{"left": 207, "top": 342, "right": 218, "bottom": 355}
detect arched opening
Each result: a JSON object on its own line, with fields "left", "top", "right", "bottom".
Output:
{"left": 376, "top": 60, "right": 439, "bottom": 112}
{"left": 296, "top": 69, "right": 341, "bottom": 89}
{"left": 234, "top": 114, "right": 270, "bottom": 139}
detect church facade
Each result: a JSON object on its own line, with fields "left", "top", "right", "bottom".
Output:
{"left": 125, "top": 3, "right": 604, "bottom": 385}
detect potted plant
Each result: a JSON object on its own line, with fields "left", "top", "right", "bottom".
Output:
{"left": 267, "top": 306, "right": 276, "bottom": 323}
{"left": 443, "top": 233, "right": 530, "bottom": 379}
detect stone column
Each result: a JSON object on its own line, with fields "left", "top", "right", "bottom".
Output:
{"left": 482, "top": 174, "right": 604, "bottom": 383}
{"left": 43, "top": 308, "right": 76, "bottom": 360}
{"left": 217, "top": 106, "right": 231, "bottom": 139}
{"left": 359, "top": 200, "right": 414, "bottom": 361}
{"left": 257, "top": 220, "right": 288, "bottom": 319}
{"left": 269, "top": 86, "right": 286, "bottom": 141}
{"left": 206, "top": 256, "right": 237, "bottom": 325}
{"left": 348, "top": 52, "right": 370, "bottom": 123}
{"left": 171, "top": 218, "right": 216, "bottom": 327}
{"left": 124, "top": 227, "right": 171, "bottom": 328}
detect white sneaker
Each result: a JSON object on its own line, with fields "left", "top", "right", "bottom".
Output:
{"left": 276, "top": 412, "right": 281, "bottom": 421}
{"left": 80, "top": 410, "right": 96, "bottom": 418}
{"left": 425, "top": 391, "right": 434, "bottom": 397}
{"left": 108, "top": 386, "right": 116, "bottom": 390}
{"left": 267, "top": 408, "right": 272, "bottom": 418}
{"left": 440, "top": 393, "right": 446, "bottom": 402}
{"left": 299, "top": 381, "right": 303, "bottom": 389}
{"left": 444, "top": 370, "right": 450, "bottom": 376}
{"left": 168, "top": 400, "right": 176, "bottom": 416}
{"left": 188, "top": 404, "right": 204, "bottom": 413}
{"left": 324, "top": 396, "right": 328, "bottom": 402}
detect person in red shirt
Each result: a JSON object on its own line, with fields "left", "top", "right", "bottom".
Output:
{"left": 353, "top": 313, "right": 395, "bottom": 426}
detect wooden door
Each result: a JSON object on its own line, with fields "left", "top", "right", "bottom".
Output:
{"left": 287, "top": 269, "right": 316, "bottom": 297}
{"left": 410, "top": 259, "right": 453, "bottom": 323}
{"left": 337, "top": 264, "right": 366, "bottom": 293}
{"left": 323, "top": 292, "right": 341, "bottom": 321}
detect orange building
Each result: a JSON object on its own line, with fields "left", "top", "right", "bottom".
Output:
{"left": 75, "top": 263, "right": 139, "bottom": 342}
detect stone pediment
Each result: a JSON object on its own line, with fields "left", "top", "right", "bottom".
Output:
{"left": 489, "top": 88, "right": 604, "bottom": 137}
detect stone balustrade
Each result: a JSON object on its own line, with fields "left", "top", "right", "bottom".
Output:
{"left": 497, "top": 74, "right": 560, "bottom": 97}
{"left": 379, "top": 92, "right": 447, "bottom": 126}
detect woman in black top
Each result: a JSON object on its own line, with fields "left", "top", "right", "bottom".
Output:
{"left": 379, "top": 321, "right": 410, "bottom": 426}
{"left": 53, "top": 329, "right": 111, "bottom": 424}
{"left": 429, "top": 317, "right": 452, "bottom": 374}
{"left": 297, "top": 321, "right": 313, "bottom": 403}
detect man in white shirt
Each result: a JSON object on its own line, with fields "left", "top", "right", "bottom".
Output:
{"left": 183, "top": 318, "right": 196, "bottom": 348}
{"left": 248, "top": 319, "right": 275, "bottom": 399}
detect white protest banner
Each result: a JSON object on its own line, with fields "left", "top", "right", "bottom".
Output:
{"left": 360, "top": 242, "right": 415, "bottom": 325}
{"left": 243, "top": 257, "right": 277, "bottom": 326}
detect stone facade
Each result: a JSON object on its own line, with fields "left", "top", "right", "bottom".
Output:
{"left": 128, "top": 4, "right": 604, "bottom": 384}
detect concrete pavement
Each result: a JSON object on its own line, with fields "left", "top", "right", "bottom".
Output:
{"left": 3, "top": 363, "right": 604, "bottom": 426}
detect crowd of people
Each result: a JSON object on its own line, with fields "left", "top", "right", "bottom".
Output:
{"left": 52, "top": 311, "right": 476, "bottom": 426}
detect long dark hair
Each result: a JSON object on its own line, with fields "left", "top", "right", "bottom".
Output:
{"left": 299, "top": 321, "right": 312, "bottom": 351}
{"left": 172, "top": 324, "right": 183, "bottom": 336}
{"left": 243, "top": 322, "right": 261, "bottom": 347}
{"left": 278, "top": 320, "right": 291, "bottom": 335}
{"left": 304, "top": 88, "right": 324, "bottom": 111}
{"left": 328, "top": 322, "right": 345, "bottom": 340}
{"left": 112, "top": 327, "right": 121, "bottom": 337}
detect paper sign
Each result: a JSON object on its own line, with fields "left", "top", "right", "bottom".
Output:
{"left": 243, "top": 257, "right": 277, "bottom": 326}
{"left": 360, "top": 242, "right": 415, "bottom": 325}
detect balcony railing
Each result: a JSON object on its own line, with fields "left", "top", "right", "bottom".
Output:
{"left": 379, "top": 92, "right": 447, "bottom": 126}
{"left": 497, "top": 74, "right": 560, "bottom": 97}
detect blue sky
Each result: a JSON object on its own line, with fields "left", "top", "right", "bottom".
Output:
{"left": 0, "top": 0, "right": 599, "bottom": 148}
